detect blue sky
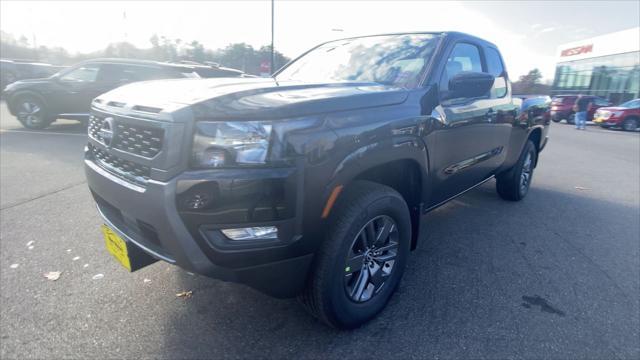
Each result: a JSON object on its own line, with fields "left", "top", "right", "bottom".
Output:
{"left": 1, "top": 0, "right": 638, "bottom": 81}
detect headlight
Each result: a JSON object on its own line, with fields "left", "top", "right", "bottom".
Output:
{"left": 192, "top": 121, "right": 272, "bottom": 168}
{"left": 3, "top": 82, "right": 17, "bottom": 93}
{"left": 600, "top": 111, "right": 611, "bottom": 119}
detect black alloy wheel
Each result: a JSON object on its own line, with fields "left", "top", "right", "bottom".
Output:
{"left": 299, "top": 181, "right": 411, "bottom": 329}
{"left": 16, "top": 96, "right": 52, "bottom": 130}
{"left": 622, "top": 118, "right": 638, "bottom": 132}
{"left": 344, "top": 215, "right": 399, "bottom": 303}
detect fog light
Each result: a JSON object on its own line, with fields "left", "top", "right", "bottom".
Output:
{"left": 200, "top": 148, "right": 226, "bottom": 168}
{"left": 221, "top": 226, "right": 278, "bottom": 241}
{"left": 184, "top": 193, "right": 211, "bottom": 210}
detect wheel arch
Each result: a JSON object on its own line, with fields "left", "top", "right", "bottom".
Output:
{"left": 323, "top": 142, "right": 429, "bottom": 250}
{"left": 622, "top": 115, "right": 639, "bottom": 128}
{"left": 527, "top": 127, "right": 543, "bottom": 167}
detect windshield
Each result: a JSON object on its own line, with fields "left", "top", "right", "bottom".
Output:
{"left": 619, "top": 99, "right": 640, "bottom": 108}
{"left": 276, "top": 34, "right": 441, "bottom": 88}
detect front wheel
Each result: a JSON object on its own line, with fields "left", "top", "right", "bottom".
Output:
{"left": 15, "top": 96, "right": 53, "bottom": 130}
{"left": 622, "top": 118, "right": 639, "bottom": 131}
{"left": 299, "top": 181, "right": 411, "bottom": 329}
{"left": 496, "top": 140, "right": 537, "bottom": 201}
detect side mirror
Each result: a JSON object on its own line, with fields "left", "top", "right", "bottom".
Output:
{"left": 448, "top": 71, "right": 495, "bottom": 99}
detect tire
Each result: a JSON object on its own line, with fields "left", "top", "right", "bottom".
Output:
{"left": 496, "top": 140, "right": 537, "bottom": 201}
{"left": 299, "top": 181, "right": 411, "bottom": 329}
{"left": 622, "top": 118, "right": 639, "bottom": 132}
{"left": 551, "top": 118, "right": 561, "bottom": 123}
{"left": 14, "top": 95, "right": 54, "bottom": 130}
{"left": 566, "top": 114, "right": 575, "bottom": 125}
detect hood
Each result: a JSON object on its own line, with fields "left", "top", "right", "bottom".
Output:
{"left": 597, "top": 106, "right": 627, "bottom": 112}
{"left": 5, "top": 77, "right": 53, "bottom": 90}
{"left": 95, "top": 77, "right": 409, "bottom": 120}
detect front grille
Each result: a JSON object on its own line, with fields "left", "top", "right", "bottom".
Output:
{"left": 88, "top": 115, "right": 164, "bottom": 158}
{"left": 112, "top": 123, "right": 163, "bottom": 158}
{"left": 88, "top": 116, "right": 104, "bottom": 141}
{"left": 89, "top": 144, "right": 150, "bottom": 184}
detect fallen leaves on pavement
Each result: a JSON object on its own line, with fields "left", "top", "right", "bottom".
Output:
{"left": 44, "top": 271, "right": 62, "bottom": 281}
{"left": 176, "top": 291, "right": 193, "bottom": 299}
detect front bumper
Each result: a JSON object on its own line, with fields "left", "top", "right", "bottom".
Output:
{"left": 550, "top": 110, "right": 571, "bottom": 121}
{"left": 593, "top": 117, "right": 620, "bottom": 127}
{"left": 85, "top": 156, "right": 313, "bottom": 298}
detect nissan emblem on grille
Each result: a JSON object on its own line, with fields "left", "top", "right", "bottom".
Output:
{"left": 98, "top": 117, "right": 115, "bottom": 147}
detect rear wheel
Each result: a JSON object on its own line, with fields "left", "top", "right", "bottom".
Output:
{"left": 15, "top": 96, "right": 53, "bottom": 130}
{"left": 299, "top": 181, "right": 411, "bottom": 329}
{"left": 496, "top": 140, "right": 537, "bottom": 201}
{"left": 566, "top": 114, "right": 575, "bottom": 125}
{"left": 622, "top": 118, "right": 639, "bottom": 131}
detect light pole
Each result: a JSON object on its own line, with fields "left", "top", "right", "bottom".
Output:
{"left": 270, "top": 0, "right": 275, "bottom": 74}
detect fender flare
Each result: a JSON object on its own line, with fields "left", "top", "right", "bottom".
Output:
{"left": 319, "top": 135, "right": 430, "bottom": 221}
{"left": 330, "top": 137, "right": 428, "bottom": 189}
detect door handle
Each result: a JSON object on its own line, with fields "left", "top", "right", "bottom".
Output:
{"left": 485, "top": 109, "right": 495, "bottom": 122}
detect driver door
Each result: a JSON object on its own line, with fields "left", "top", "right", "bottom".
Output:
{"left": 429, "top": 42, "right": 506, "bottom": 205}
{"left": 53, "top": 63, "right": 110, "bottom": 114}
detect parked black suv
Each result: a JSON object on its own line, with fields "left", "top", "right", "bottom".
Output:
{"left": 3, "top": 58, "right": 245, "bottom": 130}
{"left": 0, "top": 59, "right": 67, "bottom": 91}
{"left": 85, "top": 32, "right": 549, "bottom": 328}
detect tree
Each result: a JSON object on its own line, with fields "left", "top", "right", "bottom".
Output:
{"left": 518, "top": 68, "right": 543, "bottom": 87}
{"left": 512, "top": 68, "right": 550, "bottom": 95}
{"left": 0, "top": 30, "right": 291, "bottom": 75}
{"left": 185, "top": 40, "right": 206, "bottom": 62}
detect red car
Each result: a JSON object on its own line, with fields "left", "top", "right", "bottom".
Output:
{"left": 549, "top": 95, "right": 611, "bottom": 124}
{"left": 593, "top": 99, "right": 640, "bottom": 131}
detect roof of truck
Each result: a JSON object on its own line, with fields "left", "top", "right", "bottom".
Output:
{"left": 326, "top": 31, "right": 498, "bottom": 48}
{"left": 78, "top": 58, "right": 197, "bottom": 68}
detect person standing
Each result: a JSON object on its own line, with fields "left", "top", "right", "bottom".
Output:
{"left": 573, "top": 95, "right": 591, "bottom": 130}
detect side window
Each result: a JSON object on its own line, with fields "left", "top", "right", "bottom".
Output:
{"left": 97, "top": 64, "right": 166, "bottom": 83}
{"left": 124, "top": 66, "right": 167, "bottom": 81}
{"left": 59, "top": 64, "right": 100, "bottom": 82}
{"left": 594, "top": 98, "right": 609, "bottom": 106}
{"left": 485, "top": 47, "right": 508, "bottom": 98}
{"left": 97, "top": 64, "right": 130, "bottom": 83}
{"left": 440, "top": 43, "right": 483, "bottom": 96}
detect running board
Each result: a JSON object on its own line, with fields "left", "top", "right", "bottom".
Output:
{"left": 423, "top": 175, "right": 495, "bottom": 214}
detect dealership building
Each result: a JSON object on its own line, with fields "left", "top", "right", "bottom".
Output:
{"left": 552, "top": 27, "right": 640, "bottom": 104}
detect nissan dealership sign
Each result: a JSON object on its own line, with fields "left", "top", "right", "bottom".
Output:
{"left": 560, "top": 44, "right": 593, "bottom": 57}
{"left": 556, "top": 27, "right": 640, "bottom": 62}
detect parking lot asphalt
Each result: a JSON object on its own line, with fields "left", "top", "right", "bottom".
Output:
{"left": 1, "top": 102, "right": 639, "bottom": 359}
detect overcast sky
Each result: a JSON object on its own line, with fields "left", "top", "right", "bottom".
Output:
{"left": 1, "top": 0, "right": 638, "bottom": 81}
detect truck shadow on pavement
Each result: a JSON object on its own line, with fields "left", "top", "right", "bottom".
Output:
{"left": 158, "top": 182, "right": 639, "bottom": 359}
